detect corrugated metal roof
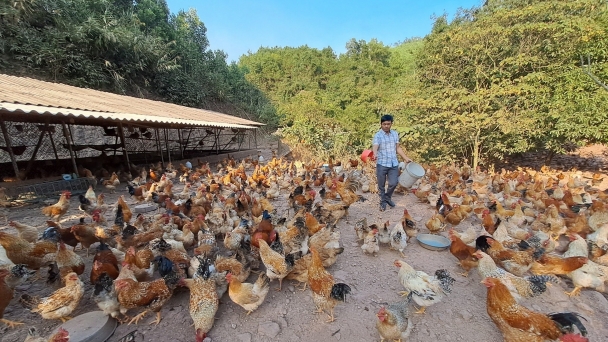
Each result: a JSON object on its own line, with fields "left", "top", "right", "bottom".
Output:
{"left": 0, "top": 103, "right": 255, "bottom": 129}
{"left": 0, "top": 74, "right": 264, "bottom": 128}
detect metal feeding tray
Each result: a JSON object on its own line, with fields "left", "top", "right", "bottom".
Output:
{"left": 416, "top": 234, "right": 451, "bottom": 251}
{"left": 133, "top": 203, "right": 157, "bottom": 213}
{"left": 52, "top": 311, "right": 117, "bottom": 342}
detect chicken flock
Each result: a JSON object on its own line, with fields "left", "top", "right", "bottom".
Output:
{"left": 0, "top": 155, "right": 605, "bottom": 341}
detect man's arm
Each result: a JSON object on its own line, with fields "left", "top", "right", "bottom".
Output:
{"left": 371, "top": 144, "right": 379, "bottom": 161}
{"left": 396, "top": 144, "right": 412, "bottom": 163}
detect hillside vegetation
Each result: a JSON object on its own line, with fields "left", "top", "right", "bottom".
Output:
{"left": 1, "top": 0, "right": 607, "bottom": 166}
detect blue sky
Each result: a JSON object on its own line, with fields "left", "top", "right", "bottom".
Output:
{"left": 166, "top": 0, "right": 482, "bottom": 62}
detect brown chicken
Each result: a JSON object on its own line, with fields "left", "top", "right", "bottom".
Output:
{"left": 425, "top": 213, "right": 445, "bottom": 234}
{"left": 1, "top": 269, "right": 23, "bottom": 328}
{"left": 32, "top": 272, "right": 84, "bottom": 322}
{"left": 46, "top": 221, "right": 79, "bottom": 250}
{"left": 122, "top": 246, "right": 155, "bottom": 281}
{"left": 56, "top": 241, "right": 85, "bottom": 279}
{"left": 70, "top": 219, "right": 100, "bottom": 256}
{"left": 117, "top": 196, "right": 132, "bottom": 224}
{"left": 305, "top": 212, "right": 326, "bottom": 236}
{"left": 444, "top": 204, "right": 469, "bottom": 226}
{"left": 0, "top": 232, "right": 48, "bottom": 270}
{"left": 258, "top": 239, "right": 296, "bottom": 291}
{"left": 376, "top": 298, "right": 412, "bottom": 342}
{"left": 183, "top": 258, "right": 219, "bottom": 342}
{"left": 41, "top": 191, "right": 71, "bottom": 221}
{"left": 226, "top": 272, "right": 270, "bottom": 314}
{"left": 530, "top": 255, "right": 588, "bottom": 276}
{"left": 483, "top": 277, "right": 588, "bottom": 342}
{"left": 286, "top": 246, "right": 344, "bottom": 290}
{"left": 251, "top": 210, "right": 277, "bottom": 249}
{"left": 485, "top": 237, "right": 538, "bottom": 277}
{"left": 447, "top": 228, "right": 478, "bottom": 276}
{"left": 7, "top": 220, "right": 39, "bottom": 243}
{"left": 307, "top": 247, "right": 351, "bottom": 322}
{"left": 114, "top": 276, "right": 172, "bottom": 325}
{"left": 482, "top": 210, "right": 501, "bottom": 234}
{"left": 90, "top": 242, "right": 120, "bottom": 284}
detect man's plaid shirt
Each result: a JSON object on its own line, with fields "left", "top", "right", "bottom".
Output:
{"left": 372, "top": 129, "right": 399, "bottom": 167}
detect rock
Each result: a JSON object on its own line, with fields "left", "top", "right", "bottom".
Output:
{"left": 277, "top": 316, "right": 288, "bottom": 328}
{"left": 231, "top": 323, "right": 237, "bottom": 329}
{"left": 236, "top": 333, "right": 252, "bottom": 342}
{"left": 351, "top": 242, "right": 359, "bottom": 247}
{"left": 258, "top": 321, "right": 281, "bottom": 339}
{"left": 334, "top": 332, "right": 341, "bottom": 340}
{"left": 459, "top": 310, "right": 473, "bottom": 321}
{"left": 288, "top": 285, "right": 295, "bottom": 292}
{"left": 203, "top": 338, "right": 211, "bottom": 342}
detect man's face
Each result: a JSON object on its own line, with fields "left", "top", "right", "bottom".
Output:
{"left": 381, "top": 120, "right": 392, "bottom": 133}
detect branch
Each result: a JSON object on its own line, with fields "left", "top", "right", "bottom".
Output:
{"left": 581, "top": 55, "right": 608, "bottom": 92}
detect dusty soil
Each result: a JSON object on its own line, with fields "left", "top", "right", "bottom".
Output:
{"left": 2, "top": 144, "right": 608, "bottom": 342}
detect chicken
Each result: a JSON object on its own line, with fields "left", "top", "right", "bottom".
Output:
{"left": 530, "top": 254, "right": 588, "bottom": 276}
{"left": 354, "top": 217, "right": 370, "bottom": 241}
{"left": 482, "top": 210, "right": 501, "bottom": 235}
{"left": 1, "top": 264, "right": 35, "bottom": 289}
{"left": 7, "top": 220, "right": 39, "bottom": 243}
{"left": 425, "top": 213, "right": 445, "bottom": 234}
{"left": 0, "top": 232, "right": 49, "bottom": 270}
{"left": 376, "top": 298, "right": 412, "bottom": 342}
{"left": 117, "top": 196, "right": 133, "bottom": 224}
{"left": 122, "top": 246, "right": 155, "bottom": 281}
{"left": 0, "top": 269, "right": 23, "bottom": 328}
{"left": 285, "top": 246, "right": 344, "bottom": 290}
{"left": 482, "top": 277, "right": 588, "bottom": 342}
{"left": 377, "top": 221, "right": 391, "bottom": 245}
{"left": 114, "top": 274, "right": 173, "bottom": 325}
{"left": 182, "top": 257, "right": 218, "bottom": 342}
{"left": 251, "top": 210, "right": 277, "bottom": 249}
{"left": 54, "top": 241, "right": 85, "bottom": 279}
{"left": 394, "top": 260, "right": 454, "bottom": 314}
{"left": 31, "top": 272, "right": 84, "bottom": 322}
{"left": 90, "top": 242, "right": 119, "bottom": 284}
{"left": 305, "top": 212, "right": 326, "bottom": 236}
{"left": 41, "top": 191, "right": 71, "bottom": 221}
{"left": 484, "top": 237, "right": 539, "bottom": 276}
{"left": 127, "top": 184, "right": 147, "bottom": 203}
{"left": 70, "top": 218, "right": 100, "bottom": 256}
{"left": 401, "top": 209, "right": 418, "bottom": 242}
{"left": 102, "top": 172, "right": 120, "bottom": 193}
{"left": 92, "top": 272, "right": 121, "bottom": 320}
{"left": 226, "top": 272, "right": 270, "bottom": 314}
{"left": 474, "top": 251, "right": 555, "bottom": 301}
{"left": 258, "top": 239, "right": 298, "bottom": 291}
{"left": 389, "top": 220, "right": 408, "bottom": 257}
{"left": 444, "top": 204, "right": 468, "bottom": 226}
{"left": 361, "top": 228, "right": 380, "bottom": 255}
{"left": 447, "top": 228, "right": 478, "bottom": 276}
{"left": 562, "top": 233, "right": 608, "bottom": 296}
{"left": 23, "top": 327, "right": 70, "bottom": 342}
{"left": 307, "top": 247, "right": 351, "bottom": 322}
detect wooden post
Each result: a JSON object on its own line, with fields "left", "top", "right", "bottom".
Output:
{"left": 254, "top": 129, "right": 258, "bottom": 149}
{"left": 67, "top": 124, "right": 78, "bottom": 159}
{"left": 61, "top": 122, "right": 79, "bottom": 176}
{"left": 25, "top": 122, "right": 49, "bottom": 177}
{"left": 0, "top": 117, "right": 20, "bottom": 178}
{"left": 164, "top": 128, "right": 171, "bottom": 164}
{"left": 117, "top": 122, "right": 130, "bottom": 167}
{"left": 48, "top": 127, "right": 59, "bottom": 160}
{"left": 215, "top": 128, "right": 220, "bottom": 155}
{"left": 155, "top": 128, "right": 164, "bottom": 166}
{"left": 177, "top": 128, "right": 184, "bottom": 159}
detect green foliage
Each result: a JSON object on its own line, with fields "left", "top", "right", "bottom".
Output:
{"left": 0, "top": 0, "right": 277, "bottom": 127}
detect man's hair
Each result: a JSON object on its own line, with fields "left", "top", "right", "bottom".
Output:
{"left": 380, "top": 114, "right": 394, "bottom": 123}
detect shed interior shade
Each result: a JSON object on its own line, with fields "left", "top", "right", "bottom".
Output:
{"left": 0, "top": 74, "right": 263, "bottom": 128}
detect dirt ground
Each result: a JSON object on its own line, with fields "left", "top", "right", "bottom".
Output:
{"left": 2, "top": 145, "right": 608, "bottom": 342}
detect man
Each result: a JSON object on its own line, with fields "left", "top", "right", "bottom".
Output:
{"left": 371, "top": 114, "right": 412, "bottom": 211}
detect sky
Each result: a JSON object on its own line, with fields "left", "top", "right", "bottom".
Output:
{"left": 166, "top": 0, "right": 483, "bottom": 62}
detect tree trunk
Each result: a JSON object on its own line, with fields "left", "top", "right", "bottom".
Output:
{"left": 472, "top": 128, "right": 481, "bottom": 169}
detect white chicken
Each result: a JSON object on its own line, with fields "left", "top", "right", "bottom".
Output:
{"left": 361, "top": 229, "right": 379, "bottom": 255}
{"left": 393, "top": 260, "right": 455, "bottom": 314}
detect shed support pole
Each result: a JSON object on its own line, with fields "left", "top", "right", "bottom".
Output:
{"left": 215, "top": 128, "right": 219, "bottom": 155}
{"left": 164, "top": 128, "right": 171, "bottom": 164}
{"left": 61, "top": 122, "right": 79, "bottom": 176}
{"left": 117, "top": 122, "right": 130, "bottom": 168}
{"left": 25, "top": 122, "right": 49, "bottom": 177}
{"left": 177, "top": 128, "right": 184, "bottom": 159}
{"left": 155, "top": 128, "right": 164, "bottom": 166}
{"left": 254, "top": 129, "right": 258, "bottom": 150}
{"left": 48, "top": 128, "right": 59, "bottom": 160}
{"left": 0, "top": 117, "right": 20, "bottom": 178}
{"left": 67, "top": 124, "right": 78, "bottom": 159}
